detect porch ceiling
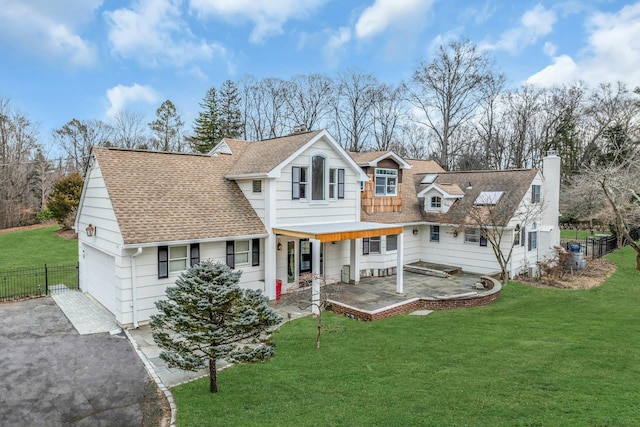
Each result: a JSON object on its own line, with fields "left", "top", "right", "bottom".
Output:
{"left": 273, "top": 221, "right": 403, "bottom": 243}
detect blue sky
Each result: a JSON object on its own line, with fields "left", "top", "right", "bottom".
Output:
{"left": 1, "top": 0, "right": 639, "bottom": 151}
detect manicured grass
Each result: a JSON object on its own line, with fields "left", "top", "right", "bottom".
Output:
{"left": 0, "top": 225, "right": 78, "bottom": 269}
{"left": 173, "top": 247, "right": 640, "bottom": 426}
{"left": 560, "top": 229, "right": 609, "bottom": 240}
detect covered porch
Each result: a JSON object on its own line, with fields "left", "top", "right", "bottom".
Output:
{"left": 272, "top": 221, "right": 403, "bottom": 315}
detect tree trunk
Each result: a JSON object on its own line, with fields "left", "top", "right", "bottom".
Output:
{"left": 636, "top": 252, "right": 640, "bottom": 271}
{"left": 209, "top": 358, "right": 218, "bottom": 393}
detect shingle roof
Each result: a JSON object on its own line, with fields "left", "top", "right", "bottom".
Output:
{"left": 225, "top": 130, "right": 323, "bottom": 176}
{"left": 92, "top": 147, "right": 267, "bottom": 245}
{"left": 360, "top": 158, "right": 445, "bottom": 224}
{"left": 421, "top": 169, "right": 539, "bottom": 226}
{"left": 362, "top": 160, "right": 537, "bottom": 226}
{"left": 349, "top": 150, "right": 391, "bottom": 164}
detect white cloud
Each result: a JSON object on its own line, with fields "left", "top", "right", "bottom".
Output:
{"left": 485, "top": 4, "right": 557, "bottom": 54}
{"left": 542, "top": 41, "right": 557, "bottom": 57}
{"left": 105, "top": 0, "right": 226, "bottom": 67}
{"left": 527, "top": 2, "right": 640, "bottom": 87}
{"left": 322, "top": 27, "right": 352, "bottom": 69}
{"left": 189, "top": 0, "right": 328, "bottom": 44}
{"left": 355, "top": 0, "right": 435, "bottom": 39}
{"left": 0, "top": 0, "right": 99, "bottom": 66}
{"left": 105, "top": 84, "right": 159, "bottom": 118}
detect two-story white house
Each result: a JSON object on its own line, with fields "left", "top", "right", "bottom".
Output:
{"left": 75, "top": 129, "right": 560, "bottom": 327}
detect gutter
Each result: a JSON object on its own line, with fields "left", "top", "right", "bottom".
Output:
{"left": 130, "top": 247, "right": 143, "bottom": 328}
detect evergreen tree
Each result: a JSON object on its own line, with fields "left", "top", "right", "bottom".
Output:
{"left": 148, "top": 99, "right": 184, "bottom": 152}
{"left": 150, "top": 261, "right": 281, "bottom": 393}
{"left": 219, "top": 80, "right": 244, "bottom": 139}
{"left": 192, "top": 87, "right": 222, "bottom": 153}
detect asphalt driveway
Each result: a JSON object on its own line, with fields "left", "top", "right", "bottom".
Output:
{"left": 0, "top": 298, "right": 167, "bottom": 427}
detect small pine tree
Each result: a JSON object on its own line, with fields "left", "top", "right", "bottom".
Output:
{"left": 150, "top": 261, "right": 281, "bottom": 393}
{"left": 46, "top": 173, "right": 83, "bottom": 228}
{"left": 192, "top": 87, "right": 223, "bottom": 153}
{"left": 148, "top": 99, "right": 184, "bottom": 152}
{"left": 218, "top": 80, "right": 244, "bottom": 139}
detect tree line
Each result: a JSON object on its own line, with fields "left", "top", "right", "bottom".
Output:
{"left": 1, "top": 39, "right": 639, "bottom": 231}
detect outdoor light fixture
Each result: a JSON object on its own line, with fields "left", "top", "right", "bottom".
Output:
{"left": 466, "top": 181, "right": 473, "bottom": 190}
{"left": 85, "top": 224, "right": 96, "bottom": 237}
{"left": 453, "top": 230, "right": 458, "bottom": 237}
{"left": 412, "top": 228, "right": 419, "bottom": 235}
{"left": 277, "top": 239, "right": 282, "bottom": 251}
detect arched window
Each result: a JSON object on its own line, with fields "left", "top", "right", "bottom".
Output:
{"left": 311, "top": 155, "right": 325, "bottom": 200}
{"left": 430, "top": 196, "right": 442, "bottom": 208}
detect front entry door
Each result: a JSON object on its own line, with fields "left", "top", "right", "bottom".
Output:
{"left": 299, "top": 239, "right": 312, "bottom": 274}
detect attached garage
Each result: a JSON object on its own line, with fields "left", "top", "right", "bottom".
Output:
{"left": 81, "top": 245, "right": 116, "bottom": 314}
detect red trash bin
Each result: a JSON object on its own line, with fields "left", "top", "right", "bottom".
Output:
{"left": 276, "top": 279, "right": 282, "bottom": 300}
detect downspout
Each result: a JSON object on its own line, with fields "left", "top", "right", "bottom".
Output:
{"left": 130, "top": 247, "right": 143, "bottom": 329}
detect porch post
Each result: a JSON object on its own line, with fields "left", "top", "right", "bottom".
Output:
{"left": 264, "top": 179, "right": 277, "bottom": 299}
{"left": 349, "top": 238, "right": 361, "bottom": 284}
{"left": 311, "top": 238, "right": 321, "bottom": 316}
{"left": 396, "top": 231, "right": 404, "bottom": 294}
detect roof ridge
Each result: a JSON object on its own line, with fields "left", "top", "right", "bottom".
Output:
{"left": 94, "top": 146, "right": 210, "bottom": 157}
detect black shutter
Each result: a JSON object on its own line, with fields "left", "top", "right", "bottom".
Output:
{"left": 338, "top": 168, "right": 345, "bottom": 199}
{"left": 190, "top": 243, "right": 200, "bottom": 266}
{"left": 521, "top": 227, "right": 526, "bottom": 247}
{"left": 528, "top": 232, "right": 533, "bottom": 251}
{"left": 252, "top": 238, "right": 260, "bottom": 266}
{"left": 292, "top": 166, "right": 300, "bottom": 199}
{"left": 363, "top": 238, "right": 370, "bottom": 255}
{"left": 158, "top": 246, "right": 168, "bottom": 278}
{"left": 226, "top": 241, "right": 235, "bottom": 268}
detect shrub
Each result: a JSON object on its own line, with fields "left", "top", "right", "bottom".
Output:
{"left": 46, "top": 173, "right": 83, "bottom": 228}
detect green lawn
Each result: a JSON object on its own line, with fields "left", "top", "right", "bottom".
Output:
{"left": 173, "top": 247, "right": 640, "bottom": 426}
{"left": 0, "top": 225, "right": 78, "bottom": 269}
{"left": 560, "top": 229, "right": 609, "bottom": 240}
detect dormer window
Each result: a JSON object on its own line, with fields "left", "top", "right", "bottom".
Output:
{"left": 430, "top": 196, "right": 442, "bottom": 208}
{"left": 375, "top": 168, "right": 397, "bottom": 196}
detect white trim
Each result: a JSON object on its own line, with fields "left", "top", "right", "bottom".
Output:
{"left": 417, "top": 183, "right": 465, "bottom": 199}
{"left": 358, "top": 151, "right": 412, "bottom": 169}
{"left": 121, "top": 233, "right": 269, "bottom": 249}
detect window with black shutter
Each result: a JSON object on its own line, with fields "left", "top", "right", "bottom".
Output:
{"left": 363, "top": 238, "right": 370, "bottom": 255}
{"left": 252, "top": 238, "right": 260, "bottom": 266}
{"left": 190, "top": 243, "right": 200, "bottom": 266}
{"left": 337, "top": 168, "right": 345, "bottom": 199}
{"left": 158, "top": 246, "right": 168, "bottom": 278}
{"left": 226, "top": 241, "right": 235, "bottom": 268}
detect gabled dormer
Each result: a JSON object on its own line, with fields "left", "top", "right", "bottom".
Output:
{"left": 350, "top": 151, "right": 412, "bottom": 214}
{"left": 417, "top": 181, "right": 465, "bottom": 214}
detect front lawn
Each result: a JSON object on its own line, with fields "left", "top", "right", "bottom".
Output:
{"left": 173, "top": 247, "right": 640, "bottom": 426}
{"left": 0, "top": 225, "right": 77, "bottom": 269}
{"left": 560, "top": 228, "right": 609, "bottom": 240}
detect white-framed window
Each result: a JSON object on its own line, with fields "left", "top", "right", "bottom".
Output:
{"left": 531, "top": 185, "right": 541, "bottom": 203}
{"left": 430, "top": 196, "right": 442, "bottom": 208}
{"left": 362, "top": 237, "right": 381, "bottom": 254}
{"left": 292, "top": 166, "right": 308, "bottom": 199}
{"left": 528, "top": 222, "right": 538, "bottom": 250}
{"left": 514, "top": 225, "right": 521, "bottom": 246}
{"left": 235, "top": 240, "right": 250, "bottom": 265}
{"left": 158, "top": 244, "right": 200, "bottom": 278}
{"left": 464, "top": 228, "right": 479, "bottom": 243}
{"left": 311, "top": 155, "right": 326, "bottom": 201}
{"left": 375, "top": 168, "right": 397, "bottom": 196}
{"left": 386, "top": 234, "right": 398, "bottom": 251}
{"left": 252, "top": 180, "right": 262, "bottom": 193}
{"left": 329, "top": 168, "right": 345, "bottom": 199}
{"left": 430, "top": 225, "right": 440, "bottom": 242}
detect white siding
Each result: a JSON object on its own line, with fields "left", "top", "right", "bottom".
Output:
{"left": 274, "top": 138, "right": 359, "bottom": 226}
{"left": 237, "top": 179, "right": 266, "bottom": 223}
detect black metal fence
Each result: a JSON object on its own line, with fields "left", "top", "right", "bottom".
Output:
{"left": 561, "top": 228, "right": 640, "bottom": 260}
{"left": 0, "top": 263, "right": 79, "bottom": 302}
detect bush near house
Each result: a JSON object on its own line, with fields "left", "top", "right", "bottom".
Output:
{"left": 174, "top": 247, "right": 640, "bottom": 426}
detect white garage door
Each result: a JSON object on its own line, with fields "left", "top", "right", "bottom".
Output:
{"left": 82, "top": 245, "right": 116, "bottom": 314}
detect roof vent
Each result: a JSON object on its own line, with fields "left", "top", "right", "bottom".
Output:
{"left": 466, "top": 181, "right": 472, "bottom": 190}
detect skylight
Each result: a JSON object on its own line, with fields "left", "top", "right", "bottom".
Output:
{"left": 421, "top": 173, "right": 438, "bottom": 184}
{"left": 474, "top": 191, "right": 504, "bottom": 205}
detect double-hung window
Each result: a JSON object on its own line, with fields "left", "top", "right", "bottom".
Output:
{"left": 362, "top": 237, "right": 381, "bottom": 255}
{"left": 226, "top": 239, "right": 260, "bottom": 269}
{"left": 430, "top": 225, "right": 440, "bottom": 242}
{"left": 386, "top": 234, "right": 398, "bottom": 251}
{"left": 158, "top": 244, "right": 200, "bottom": 278}
{"left": 430, "top": 196, "right": 441, "bottom": 208}
{"left": 329, "top": 168, "right": 345, "bottom": 199}
{"left": 528, "top": 223, "right": 538, "bottom": 250}
{"left": 292, "top": 166, "right": 308, "bottom": 199}
{"left": 375, "top": 168, "right": 397, "bottom": 196}
{"left": 531, "top": 185, "right": 541, "bottom": 203}
{"left": 464, "top": 228, "right": 479, "bottom": 243}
